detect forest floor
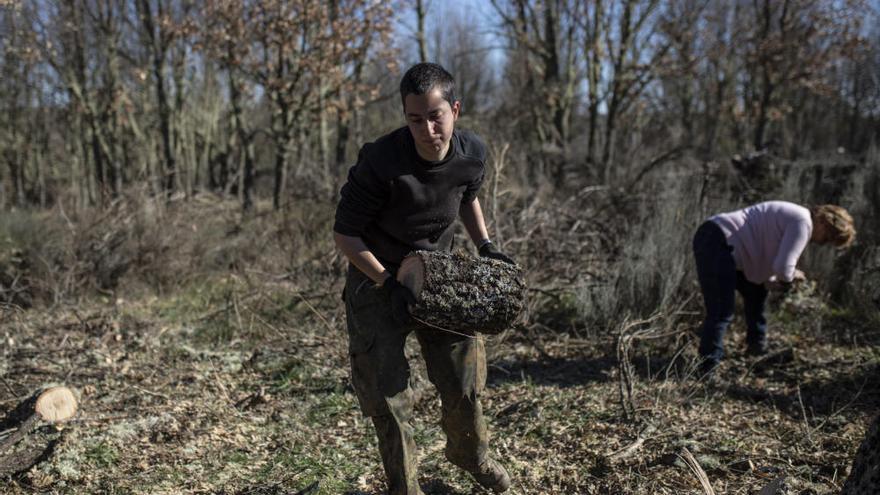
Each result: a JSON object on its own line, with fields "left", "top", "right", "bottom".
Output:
{"left": 1, "top": 271, "right": 877, "bottom": 495}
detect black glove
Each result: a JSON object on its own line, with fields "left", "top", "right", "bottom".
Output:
{"left": 479, "top": 241, "right": 516, "bottom": 265}
{"left": 383, "top": 277, "right": 417, "bottom": 325}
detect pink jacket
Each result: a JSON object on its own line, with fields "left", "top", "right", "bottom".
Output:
{"left": 710, "top": 201, "right": 812, "bottom": 283}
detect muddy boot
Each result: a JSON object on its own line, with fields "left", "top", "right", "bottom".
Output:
{"left": 371, "top": 414, "right": 423, "bottom": 495}
{"left": 469, "top": 458, "right": 511, "bottom": 493}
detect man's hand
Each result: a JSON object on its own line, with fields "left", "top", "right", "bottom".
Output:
{"left": 383, "top": 277, "right": 416, "bottom": 325}
{"left": 479, "top": 241, "right": 516, "bottom": 265}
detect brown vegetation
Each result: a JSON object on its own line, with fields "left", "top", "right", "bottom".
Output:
{"left": 1, "top": 0, "right": 879, "bottom": 493}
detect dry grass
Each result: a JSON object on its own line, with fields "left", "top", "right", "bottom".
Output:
{"left": 1, "top": 157, "right": 878, "bottom": 494}
{"left": 1, "top": 277, "right": 876, "bottom": 494}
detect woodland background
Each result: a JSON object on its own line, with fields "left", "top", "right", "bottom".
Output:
{"left": 1, "top": 1, "right": 880, "bottom": 494}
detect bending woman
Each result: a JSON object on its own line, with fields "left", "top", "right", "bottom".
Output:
{"left": 693, "top": 201, "right": 855, "bottom": 375}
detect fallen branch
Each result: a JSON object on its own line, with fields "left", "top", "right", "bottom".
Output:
{"left": 606, "top": 423, "right": 657, "bottom": 462}
{"left": 677, "top": 447, "right": 716, "bottom": 495}
{"left": 615, "top": 313, "right": 665, "bottom": 418}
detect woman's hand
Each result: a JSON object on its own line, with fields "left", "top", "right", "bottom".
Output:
{"left": 765, "top": 270, "right": 806, "bottom": 291}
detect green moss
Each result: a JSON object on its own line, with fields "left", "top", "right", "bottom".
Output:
{"left": 84, "top": 441, "right": 119, "bottom": 468}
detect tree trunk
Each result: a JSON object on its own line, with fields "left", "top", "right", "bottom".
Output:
{"left": 585, "top": 0, "right": 603, "bottom": 170}
{"left": 269, "top": 50, "right": 291, "bottom": 210}
{"left": 229, "top": 70, "right": 254, "bottom": 211}
{"left": 336, "top": 111, "right": 351, "bottom": 170}
{"left": 6, "top": 155, "right": 24, "bottom": 208}
{"left": 397, "top": 251, "right": 526, "bottom": 335}
{"left": 272, "top": 124, "right": 288, "bottom": 210}
{"left": 318, "top": 84, "right": 329, "bottom": 190}
{"left": 601, "top": 0, "right": 634, "bottom": 181}
{"left": 416, "top": 0, "right": 428, "bottom": 62}
{"left": 138, "top": 0, "right": 176, "bottom": 197}
{"left": 841, "top": 414, "right": 880, "bottom": 494}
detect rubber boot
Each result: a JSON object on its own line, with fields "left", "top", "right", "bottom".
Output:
{"left": 470, "top": 458, "right": 511, "bottom": 493}
{"left": 371, "top": 414, "right": 423, "bottom": 495}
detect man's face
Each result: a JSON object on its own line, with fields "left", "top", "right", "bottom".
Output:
{"left": 404, "top": 88, "right": 460, "bottom": 160}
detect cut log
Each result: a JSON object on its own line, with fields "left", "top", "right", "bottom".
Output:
{"left": 0, "top": 387, "right": 78, "bottom": 431}
{"left": 0, "top": 386, "right": 77, "bottom": 477}
{"left": 397, "top": 250, "right": 526, "bottom": 335}
{"left": 842, "top": 414, "right": 880, "bottom": 494}
{"left": 35, "top": 387, "right": 78, "bottom": 423}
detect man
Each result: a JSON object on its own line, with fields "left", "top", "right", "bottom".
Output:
{"left": 693, "top": 201, "right": 856, "bottom": 375}
{"left": 333, "top": 63, "right": 513, "bottom": 494}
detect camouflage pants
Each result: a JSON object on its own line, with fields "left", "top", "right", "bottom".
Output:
{"left": 344, "top": 266, "right": 489, "bottom": 495}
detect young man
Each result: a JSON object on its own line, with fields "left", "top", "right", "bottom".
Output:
{"left": 333, "top": 63, "right": 513, "bottom": 494}
{"left": 693, "top": 201, "right": 856, "bottom": 375}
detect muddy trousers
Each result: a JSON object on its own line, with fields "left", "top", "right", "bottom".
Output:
{"left": 344, "top": 267, "right": 489, "bottom": 495}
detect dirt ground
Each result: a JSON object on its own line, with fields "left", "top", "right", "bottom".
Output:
{"left": 1, "top": 272, "right": 877, "bottom": 495}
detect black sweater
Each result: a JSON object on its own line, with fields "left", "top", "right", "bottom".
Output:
{"left": 333, "top": 126, "right": 487, "bottom": 266}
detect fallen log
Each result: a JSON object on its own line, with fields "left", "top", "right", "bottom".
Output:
{"left": 0, "top": 436, "right": 63, "bottom": 480}
{"left": 397, "top": 250, "right": 526, "bottom": 335}
{"left": 0, "top": 386, "right": 77, "bottom": 477}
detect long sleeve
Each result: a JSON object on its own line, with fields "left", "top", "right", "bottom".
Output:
{"left": 459, "top": 133, "right": 486, "bottom": 204}
{"left": 333, "top": 148, "right": 390, "bottom": 237}
{"left": 460, "top": 169, "right": 484, "bottom": 204}
{"left": 772, "top": 220, "right": 811, "bottom": 282}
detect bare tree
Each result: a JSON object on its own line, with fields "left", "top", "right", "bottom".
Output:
{"left": 238, "top": 0, "right": 394, "bottom": 209}
{"left": 492, "top": 0, "right": 580, "bottom": 182}
{"left": 0, "top": 4, "right": 31, "bottom": 207}
{"left": 740, "top": 0, "right": 866, "bottom": 150}
{"left": 431, "top": 6, "right": 496, "bottom": 117}
{"left": 598, "top": 0, "right": 667, "bottom": 181}
{"left": 200, "top": 0, "right": 257, "bottom": 210}
{"left": 136, "top": 0, "right": 186, "bottom": 197}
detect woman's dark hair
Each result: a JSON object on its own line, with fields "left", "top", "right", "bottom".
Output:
{"left": 399, "top": 63, "right": 457, "bottom": 107}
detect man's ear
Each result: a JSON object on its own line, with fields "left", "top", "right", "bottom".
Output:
{"left": 451, "top": 100, "right": 461, "bottom": 121}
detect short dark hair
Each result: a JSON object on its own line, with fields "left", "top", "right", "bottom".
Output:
{"left": 399, "top": 63, "right": 457, "bottom": 108}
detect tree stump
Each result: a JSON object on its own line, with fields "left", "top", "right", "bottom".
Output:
{"left": 842, "top": 414, "right": 880, "bottom": 494}
{"left": 0, "top": 386, "right": 78, "bottom": 477}
{"left": 397, "top": 250, "right": 526, "bottom": 335}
